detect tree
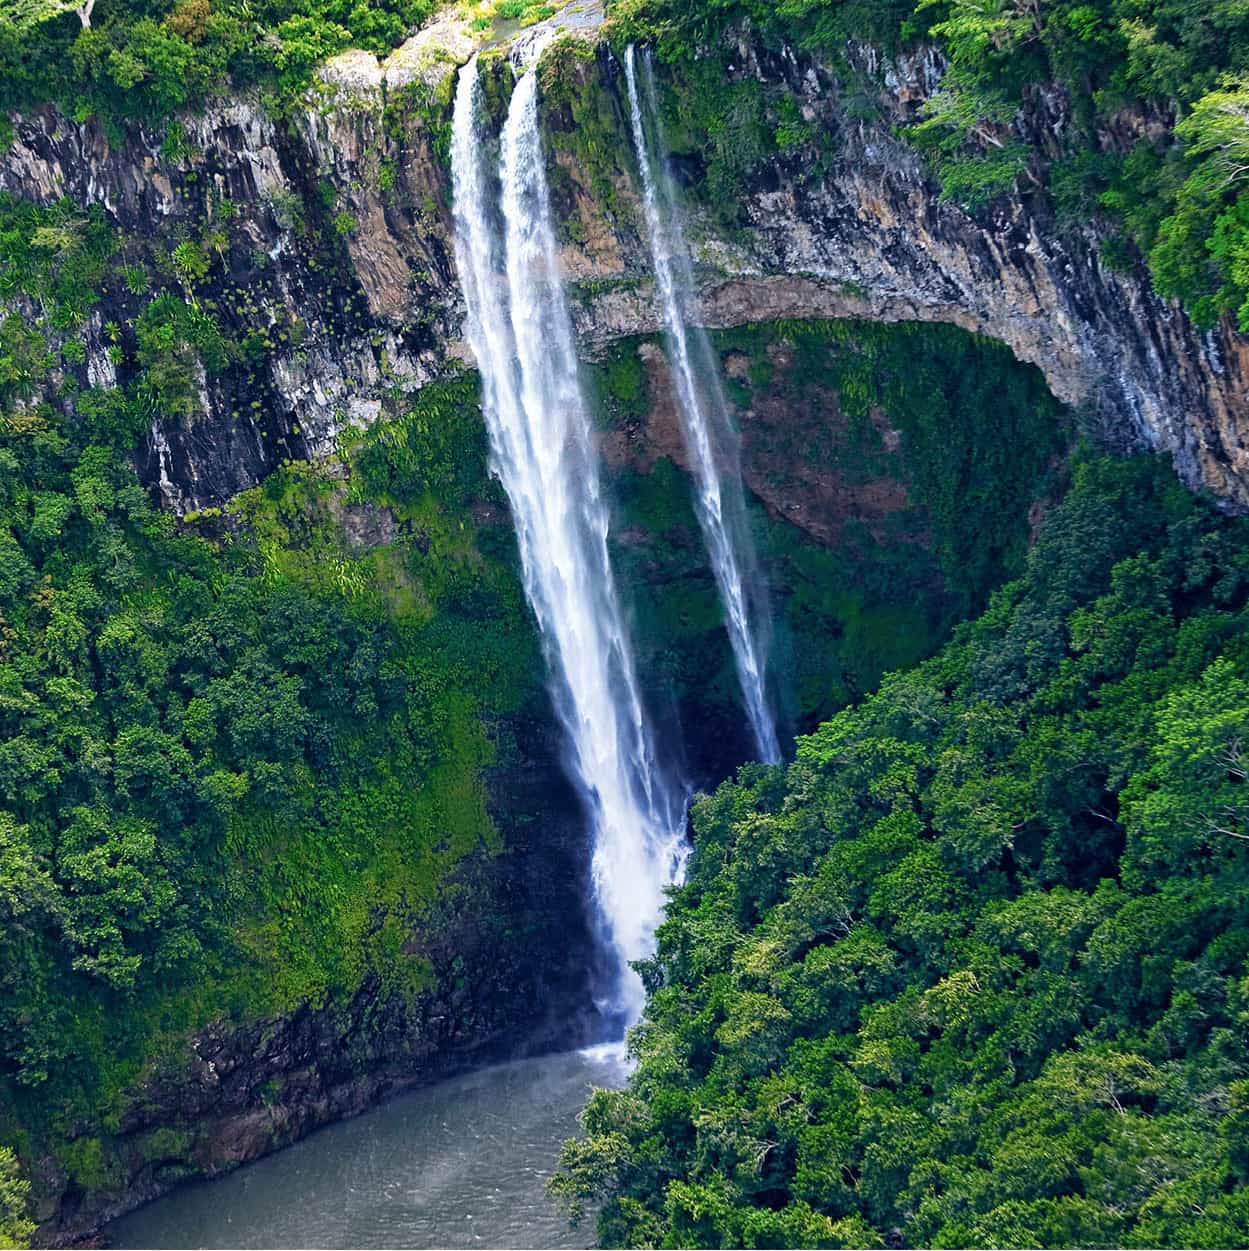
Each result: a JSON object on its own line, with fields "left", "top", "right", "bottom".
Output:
{"left": 1121, "top": 657, "right": 1249, "bottom": 883}
{"left": 1, "top": 0, "right": 95, "bottom": 31}
{"left": 919, "top": 0, "right": 1045, "bottom": 60}
{"left": 1176, "top": 83, "right": 1249, "bottom": 199}
{"left": 909, "top": 81, "right": 1035, "bottom": 206}
{"left": 0, "top": 1147, "right": 33, "bottom": 1250}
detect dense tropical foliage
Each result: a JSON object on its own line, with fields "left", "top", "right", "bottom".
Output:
{"left": 0, "top": 0, "right": 555, "bottom": 121}
{"left": 3, "top": 0, "right": 1249, "bottom": 1245}
{"left": 554, "top": 453, "right": 1249, "bottom": 1248}
{"left": 0, "top": 376, "right": 539, "bottom": 1094}
{"left": 0, "top": 185, "right": 558, "bottom": 1231}
{"left": 0, "top": 0, "right": 429, "bottom": 119}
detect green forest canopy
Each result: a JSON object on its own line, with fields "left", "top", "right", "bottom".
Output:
{"left": 553, "top": 453, "right": 1249, "bottom": 1249}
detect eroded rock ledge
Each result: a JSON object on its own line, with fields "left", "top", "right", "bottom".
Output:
{"left": 1, "top": 28, "right": 1246, "bottom": 510}
{"left": 560, "top": 40, "right": 1248, "bottom": 509}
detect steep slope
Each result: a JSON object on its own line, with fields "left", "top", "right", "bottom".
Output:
{"left": 1, "top": 25, "right": 1246, "bottom": 510}
{"left": 554, "top": 453, "right": 1249, "bottom": 1249}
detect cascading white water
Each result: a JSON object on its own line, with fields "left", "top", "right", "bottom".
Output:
{"left": 624, "top": 45, "right": 781, "bottom": 765}
{"left": 450, "top": 55, "right": 686, "bottom": 1026}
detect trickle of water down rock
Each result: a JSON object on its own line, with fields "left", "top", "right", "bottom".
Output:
{"left": 450, "top": 53, "right": 686, "bottom": 1028}
{"left": 624, "top": 43, "right": 782, "bottom": 765}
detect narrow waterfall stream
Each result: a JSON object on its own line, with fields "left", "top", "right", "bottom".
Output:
{"left": 451, "top": 53, "right": 686, "bottom": 1024}
{"left": 624, "top": 44, "right": 781, "bottom": 764}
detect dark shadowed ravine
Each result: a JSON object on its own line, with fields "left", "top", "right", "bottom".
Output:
{"left": 106, "top": 1051, "right": 625, "bottom": 1249}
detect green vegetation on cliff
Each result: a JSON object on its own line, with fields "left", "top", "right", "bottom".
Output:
{"left": 0, "top": 1148, "right": 31, "bottom": 1250}
{"left": 555, "top": 453, "right": 1249, "bottom": 1248}
{"left": 593, "top": 317, "right": 1068, "bottom": 745}
{"left": 0, "top": 364, "right": 543, "bottom": 1155}
{"left": 0, "top": 187, "right": 549, "bottom": 1222}
{"left": 0, "top": 0, "right": 435, "bottom": 121}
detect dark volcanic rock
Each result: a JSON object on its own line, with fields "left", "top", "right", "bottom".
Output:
{"left": 3, "top": 36, "right": 1247, "bottom": 510}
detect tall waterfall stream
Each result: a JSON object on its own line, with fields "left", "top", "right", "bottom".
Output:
{"left": 105, "top": 41, "right": 786, "bottom": 1250}
{"left": 624, "top": 44, "right": 781, "bottom": 764}
{"left": 450, "top": 51, "right": 687, "bottom": 1024}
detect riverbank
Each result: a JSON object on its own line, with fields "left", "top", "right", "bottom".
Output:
{"left": 105, "top": 1050, "right": 624, "bottom": 1250}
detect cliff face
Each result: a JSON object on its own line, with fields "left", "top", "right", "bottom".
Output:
{"left": 0, "top": 22, "right": 1243, "bottom": 1243}
{"left": 557, "top": 40, "right": 1249, "bottom": 509}
{"left": 3, "top": 30, "right": 1244, "bottom": 512}
{"left": 1, "top": 86, "right": 455, "bottom": 512}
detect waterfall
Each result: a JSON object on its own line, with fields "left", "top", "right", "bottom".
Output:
{"left": 624, "top": 45, "right": 781, "bottom": 765}
{"left": 450, "top": 56, "right": 686, "bottom": 1027}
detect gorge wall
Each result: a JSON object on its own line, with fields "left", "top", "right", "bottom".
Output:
{"left": 1, "top": 10, "right": 1244, "bottom": 1246}
{"left": 28, "top": 828, "right": 595, "bottom": 1246}
{"left": 2, "top": 20, "right": 1244, "bottom": 513}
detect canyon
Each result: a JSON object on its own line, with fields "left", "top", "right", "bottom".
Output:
{"left": 2, "top": 5, "right": 1246, "bottom": 1244}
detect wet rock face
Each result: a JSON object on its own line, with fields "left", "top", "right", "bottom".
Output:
{"left": 611, "top": 340, "right": 915, "bottom": 550}
{"left": 3, "top": 37, "right": 1246, "bottom": 511}
{"left": 564, "top": 42, "right": 1249, "bottom": 510}
{"left": 1, "top": 90, "right": 456, "bottom": 513}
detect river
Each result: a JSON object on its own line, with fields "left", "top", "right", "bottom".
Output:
{"left": 106, "top": 1049, "right": 625, "bottom": 1249}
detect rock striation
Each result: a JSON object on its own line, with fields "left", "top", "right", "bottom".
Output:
{"left": 560, "top": 40, "right": 1249, "bottom": 508}
{"left": 2, "top": 28, "right": 1247, "bottom": 510}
